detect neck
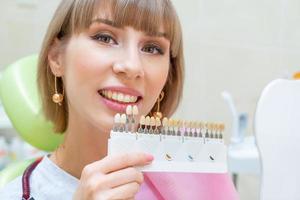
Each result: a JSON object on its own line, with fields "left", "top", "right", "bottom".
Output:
{"left": 50, "top": 114, "right": 110, "bottom": 179}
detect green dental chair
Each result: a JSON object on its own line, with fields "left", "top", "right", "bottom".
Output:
{"left": 0, "top": 55, "right": 64, "bottom": 188}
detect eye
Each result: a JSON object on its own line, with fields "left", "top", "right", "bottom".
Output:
{"left": 142, "top": 44, "right": 164, "bottom": 55}
{"left": 91, "top": 33, "right": 117, "bottom": 45}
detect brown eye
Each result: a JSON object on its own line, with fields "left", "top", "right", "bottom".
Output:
{"left": 92, "top": 33, "right": 117, "bottom": 45}
{"left": 142, "top": 45, "right": 164, "bottom": 55}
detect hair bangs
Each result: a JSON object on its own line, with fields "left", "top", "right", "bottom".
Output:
{"left": 110, "top": 0, "right": 181, "bottom": 57}
{"left": 68, "top": 0, "right": 99, "bottom": 34}
{"left": 64, "top": 0, "right": 181, "bottom": 57}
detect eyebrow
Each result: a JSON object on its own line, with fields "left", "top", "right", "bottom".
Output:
{"left": 91, "top": 18, "right": 167, "bottom": 38}
{"left": 92, "top": 18, "right": 118, "bottom": 27}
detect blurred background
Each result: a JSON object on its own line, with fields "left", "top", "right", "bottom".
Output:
{"left": 0, "top": 0, "right": 299, "bottom": 199}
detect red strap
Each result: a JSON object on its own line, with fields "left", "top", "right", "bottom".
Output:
{"left": 22, "top": 157, "right": 43, "bottom": 200}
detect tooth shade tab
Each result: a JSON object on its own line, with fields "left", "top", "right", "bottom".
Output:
{"left": 178, "top": 120, "right": 183, "bottom": 128}
{"left": 205, "top": 122, "right": 209, "bottom": 130}
{"left": 185, "top": 121, "right": 190, "bottom": 128}
{"left": 168, "top": 119, "right": 173, "bottom": 127}
{"left": 211, "top": 123, "right": 215, "bottom": 132}
{"left": 172, "top": 119, "right": 176, "bottom": 127}
{"left": 145, "top": 116, "right": 151, "bottom": 126}
{"left": 155, "top": 118, "right": 161, "bottom": 126}
{"left": 162, "top": 117, "right": 168, "bottom": 127}
{"left": 114, "top": 113, "right": 121, "bottom": 123}
{"left": 197, "top": 122, "right": 202, "bottom": 129}
{"left": 174, "top": 120, "right": 179, "bottom": 127}
{"left": 133, "top": 105, "right": 139, "bottom": 115}
{"left": 220, "top": 124, "right": 225, "bottom": 131}
{"left": 150, "top": 117, "right": 156, "bottom": 126}
{"left": 183, "top": 120, "right": 189, "bottom": 127}
{"left": 192, "top": 121, "right": 197, "bottom": 129}
{"left": 140, "top": 116, "right": 146, "bottom": 125}
{"left": 126, "top": 105, "right": 133, "bottom": 115}
{"left": 121, "top": 114, "right": 127, "bottom": 124}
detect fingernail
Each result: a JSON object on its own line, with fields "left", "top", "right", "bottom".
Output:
{"left": 145, "top": 154, "right": 154, "bottom": 162}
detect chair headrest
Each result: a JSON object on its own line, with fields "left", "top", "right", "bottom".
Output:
{"left": 0, "top": 55, "right": 63, "bottom": 151}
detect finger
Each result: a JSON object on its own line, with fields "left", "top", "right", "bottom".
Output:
{"left": 82, "top": 171, "right": 142, "bottom": 199}
{"left": 102, "top": 167, "right": 144, "bottom": 188}
{"left": 92, "top": 152, "right": 153, "bottom": 174}
{"left": 99, "top": 182, "right": 140, "bottom": 200}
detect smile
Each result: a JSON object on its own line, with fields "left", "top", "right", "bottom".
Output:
{"left": 98, "top": 89, "right": 142, "bottom": 104}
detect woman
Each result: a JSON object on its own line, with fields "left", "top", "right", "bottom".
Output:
{"left": 0, "top": 0, "right": 238, "bottom": 199}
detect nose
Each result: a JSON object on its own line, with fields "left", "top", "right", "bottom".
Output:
{"left": 112, "top": 47, "right": 144, "bottom": 80}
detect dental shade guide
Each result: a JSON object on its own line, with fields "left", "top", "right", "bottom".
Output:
{"left": 108, "top": 105, "right": 228, "bottom": 173}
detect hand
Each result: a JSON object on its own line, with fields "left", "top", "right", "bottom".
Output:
{"left": 73, "top": 152, "right": 154, "bottom": 200}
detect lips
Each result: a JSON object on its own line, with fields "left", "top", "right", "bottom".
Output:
{"left": 98, "top": 87, "right": 143, "bottom": 112}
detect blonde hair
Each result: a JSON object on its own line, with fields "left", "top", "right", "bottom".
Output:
{"left": 38, "top": 0, "right": 184, "bottom": 133}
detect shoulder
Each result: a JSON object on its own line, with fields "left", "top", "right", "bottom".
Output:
{"left": 0, "top": 175, "right": 22, "bottom": 199}
{"left": 0, "top": 156, "right": 78, "bottom": 200}
{"left": 31, "top": 155, "right": 78, "bottom": 199}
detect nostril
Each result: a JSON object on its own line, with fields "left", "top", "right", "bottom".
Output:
{"left": 113, "top": 61, "right": 144, "bottom": 79}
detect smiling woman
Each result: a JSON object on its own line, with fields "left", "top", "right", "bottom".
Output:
{"left": 0, "top": 0, "right": 238, "bottom": 200}
{"left": 38, "top": 0, "right": 184, "bottom": 134}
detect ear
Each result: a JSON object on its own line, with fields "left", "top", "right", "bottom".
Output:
{"left": 48, "top": 38, "right": 64, "bottom": 77}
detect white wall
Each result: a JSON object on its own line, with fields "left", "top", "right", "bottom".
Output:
{"left": 173, "top": 0, "right": 300, "bottom": 136}
{"left": 0, "top": 0, "right": 60, "bottom": 67}
{"left": 1, "top": 0, "right": 300, "bottom": 199}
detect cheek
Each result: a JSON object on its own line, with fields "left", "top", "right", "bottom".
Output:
{"left": 66, "top": 49, "right": 105, "bottom": 80}
{"left": 61, "top": 41, "right": 115, "bottom": 108}
{"left": 146, "top": 59, "right": 169, "bottom": 90}
{"left": 143, "top": 59, "right": 170, "bottom": 110}
{"left": 63, "top": 42, "right": 114, "bottom": 90}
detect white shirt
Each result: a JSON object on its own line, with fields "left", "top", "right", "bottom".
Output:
{"left": 0, "top": 155, "right": 79, "bottom": 199}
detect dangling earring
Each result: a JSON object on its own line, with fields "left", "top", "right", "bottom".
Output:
{"left": 153, "top": 91, "right": 164, "bottom": 119}
{"left": 52, "top": 76, "right": 64, "bottom": 106}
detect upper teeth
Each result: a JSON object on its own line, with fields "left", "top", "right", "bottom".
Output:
{"left": 101, "top": 90, "right": 138, "bottom": 103}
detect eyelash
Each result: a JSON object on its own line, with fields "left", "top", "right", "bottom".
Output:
{"left": 91, "top": 33, "right": 117, "bottom": 45}
{"left": 142, "top": 44, "right": 164, "bottom": 55}
{"left": 91, "top": 33, "right": 164, "bottom": 55}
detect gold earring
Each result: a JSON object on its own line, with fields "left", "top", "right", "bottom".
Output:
{"left": 153, "top": 91, "right": 164, "bottom": 119}
{"left": 52, "top": 76, "right": 64, "bottom": 106}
